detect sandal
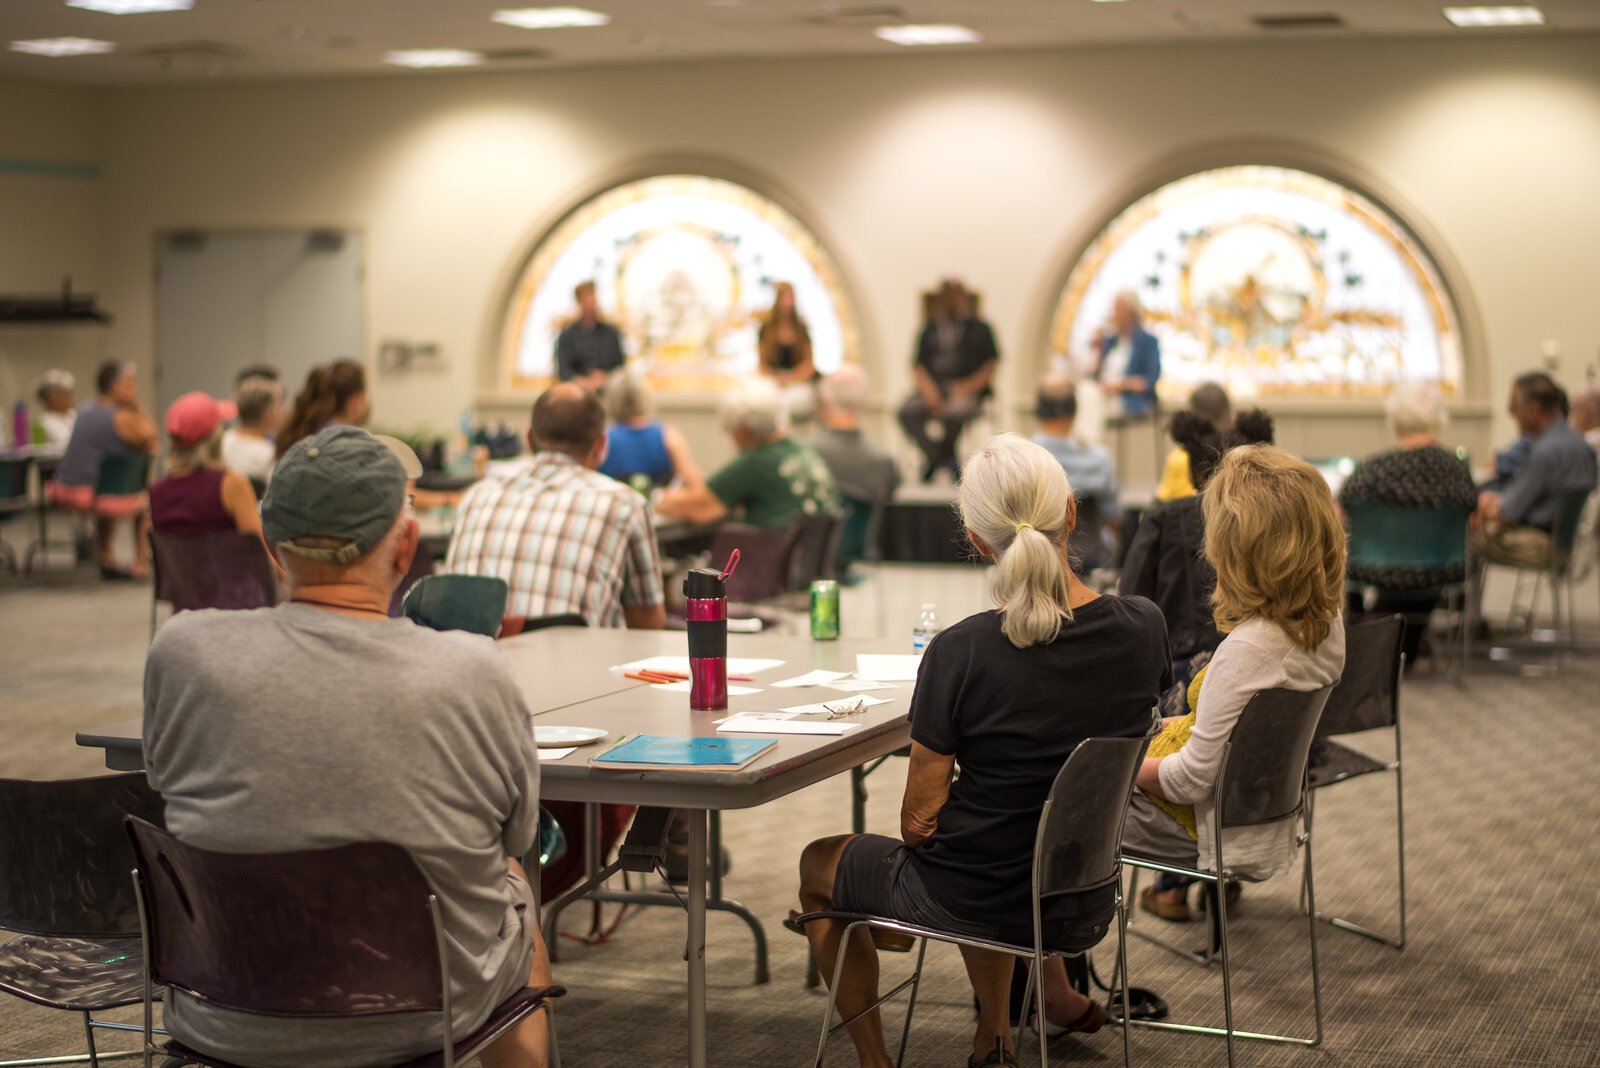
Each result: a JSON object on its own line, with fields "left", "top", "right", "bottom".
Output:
{"left": 1030, "top": 998, "right": 1108, "bottom": 1037}
{"left": 967, "top": 1038, "right": 1019, "bottom": 1067}
{"left": 1138, "top": 885, "right": 1191, "bottom": 922}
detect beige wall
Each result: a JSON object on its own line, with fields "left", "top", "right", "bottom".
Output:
{"left": 11, "top": 33, "right": 1600, "bottom": 466}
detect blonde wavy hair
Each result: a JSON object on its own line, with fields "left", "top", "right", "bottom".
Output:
{"left": 958, "top": 434, "right": 1075, "bottom": 648}
{"left": 1203, "top": 445, "right": 1346, "bottom": 652}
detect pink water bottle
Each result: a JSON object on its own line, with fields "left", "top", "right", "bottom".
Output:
{"left": 683, "top": 550, "right": 738, "bottom": 711}
{"left": 11, "top": 401, "right": 28, "bottom": 451}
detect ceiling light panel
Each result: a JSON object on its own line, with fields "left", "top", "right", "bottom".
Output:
{"left": 10, "top": 36, "right": 117, "bottom": 56}
{"left": 66, "top": 0, "right": 193, "bottom": 13}
{"left": 1442, "top": 6, "right": 1546, "bottom": 26}
{"left": 385, "top": 49, "right": 485, "bottom": 68}
{"left": 493, "top": 8, "right": 612, "bottom": 30}
{"left": 874, "top": 24, "right": 981, "bottom": 46}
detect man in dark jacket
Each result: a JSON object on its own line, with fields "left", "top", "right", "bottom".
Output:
{"left": 897, "top": 279, "right": 998, "bottom": 482}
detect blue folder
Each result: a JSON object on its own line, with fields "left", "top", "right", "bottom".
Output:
{"left": 590, "top": 734, "right": 775, "bottom": 770}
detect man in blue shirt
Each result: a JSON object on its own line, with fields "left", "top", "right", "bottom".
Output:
{"left": 1032, "top": 377, "right": 1120, "bottom": 571}
{"left": 1471, "top": 371, "right": 1597, "bottom": 567}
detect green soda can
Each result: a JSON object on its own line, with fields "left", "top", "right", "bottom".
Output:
{"left": 810, "top": 579, "right": 840, "bottom": 640}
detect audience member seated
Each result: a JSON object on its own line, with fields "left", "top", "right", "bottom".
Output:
{"left": 447, "top": 383, "right": 665, "bottom": 628}
{"left": 33, "top": 369, "right": 77, "bottom": 451}
{"left": 48, "top": 359, "right": 158, "bottom": 579}
{"left": 658, "top": 377, "right": 840, "bottom": 528}
{"left": 275, "top": 358, "right": 369, "bottom": 459}
{"left": 222, "top": 375, "right": 285, "bottom": 486}
{"left": 1338, "top": 382, "right": 1477, "bottom": 665}
{"left": 1032, "top": 377, "right": 1119, "bottom": 571}
{"left": 758, "top": 282, "right": 816, "bottom": 385}
{"left": 555, "top": 281, "right": 625, "bottom": 391}
{"left": 808, "top": 365, "right": 900, "bottom": 509}
{"left": 1573, "top": 383, "right": 1600, "bottom": 455}
{"left": 1126, "top": 445, "right": 1346, "bottom": 924}
{"left": 1092, "top": 289, "right": 1161, "bottom": 419}
{"left": 796, "top": 435, "right": 1170, "bottom": 1068}
{"left": 597, "top": 371, "right": 702, "bottom": 489}
{"left": 1155, "top": 381, "right": 1230, "bottom": 502}
{"left": 1470, "top": 371, "right": 1597, "bottom": 569}
{"left": 149, "top": 392, "right": 262, "bottom": 539}
{"left": 897, "top": 279, "right": 999, "bottom": 483}
{"left": 144, "top": 425, "right": 550, "bottom": 1068}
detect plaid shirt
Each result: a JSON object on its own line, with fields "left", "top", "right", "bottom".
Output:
{"left": 444, "top": 452, "right": 664, "bottom": 627}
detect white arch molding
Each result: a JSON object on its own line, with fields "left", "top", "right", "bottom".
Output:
{"left": 493, "top": 165, "right": 865, "bottom": 395}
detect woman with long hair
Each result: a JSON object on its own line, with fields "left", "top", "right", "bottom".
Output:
{"left": 756, "top": 282, "right": 814, "bottom": 384}
{"left": 276, "top": 359, "right": 368, "bottom": 459}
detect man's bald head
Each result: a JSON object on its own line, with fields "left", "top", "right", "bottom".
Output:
{"left": 530, "top": 382, "right": 606, "bottom": 462}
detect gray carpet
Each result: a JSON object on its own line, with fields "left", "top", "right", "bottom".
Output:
{"left": 2, "top": 562, "right": 1597, "bottom": 1067}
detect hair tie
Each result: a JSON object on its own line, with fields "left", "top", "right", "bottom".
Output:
{"left": 1014, "top": 522, "right": 1033, "bottom": 535}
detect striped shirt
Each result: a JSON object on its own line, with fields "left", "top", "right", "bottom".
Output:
{"left": 444, "top": 452, "right": 664, "bottom": 627}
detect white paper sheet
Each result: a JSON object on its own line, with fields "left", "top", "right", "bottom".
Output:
{"left": 652, "top": 681, "right": 763, "bottom": 696}
{"left": 612, "top": 656, "right": 787, "bottom": 676}
{"left": 769, "top": 669, "right": 852, "bottom": 688}
{"left": 780, "top": 695, "right": 893, "bottom": 717}
{"left": 537, "top": 747, "right": 577, "bottom": 761}
{"left": 854, "top": 654, "right": 924, "bottom": 682}
{"left": 717, "top": 717, "right": 861, "bottom": 736}
{"left": 824, "top": 678, "right": 897, "bottom": 692}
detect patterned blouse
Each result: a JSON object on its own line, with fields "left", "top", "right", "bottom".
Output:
{"left": 1339, "top": 445, "right": 1478, "bottom": 589}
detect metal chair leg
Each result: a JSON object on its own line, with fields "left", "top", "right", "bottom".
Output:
{"left": 1213, "top": 875, "right": 1235, "bottom": 1068}
{"left": 815, "top": 921, "right": 855, "bottom": 1068}
{"left": 1115, "top": 903, "right": 1133, "bottom": 1068}
{"left": 1303, "top": 804, "right": 1325, "bottom": 1048}
{"left": 893, "top": 938, "right": 926, "bottom": 1068}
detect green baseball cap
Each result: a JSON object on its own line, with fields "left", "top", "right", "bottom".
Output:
{"left": 262, "top": 426, "right": 422, "bottom": 565}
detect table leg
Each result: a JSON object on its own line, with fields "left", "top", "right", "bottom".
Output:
{"left": 687, "top": 807, "right": 708, "bottom": 1068}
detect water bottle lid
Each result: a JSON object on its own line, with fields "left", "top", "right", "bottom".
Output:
{"left": 683, "top": 567, "right": 726, "bottom": 599}
{"left": 920, "top": 603, "right": 937, "bottom": 611}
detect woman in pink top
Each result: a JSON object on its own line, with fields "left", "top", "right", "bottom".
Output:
{"left": 149, "top": 392, "right": 262, "bottom": 538}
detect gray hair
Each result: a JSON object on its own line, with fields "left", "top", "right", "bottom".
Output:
{"left": 720, "top": 377, "right": 787, "bottom": 440}
{"left": 958, "top": 434, "right": 1074, "bottom": 648}
{"left": 36, "top": 369, "right": 74, "bottom": 405}
{"left": 1114, "top": 289, "right": 1142, "bottom": 318}
{"left": 818, "top": 365, "right": 867, "bottom": 414}
{"left": 605, "top": 370, "right": 653, "bottom": 423}
{"left": 1386, "top": 381, "right": 1448, "bottom": 439}
{"left": 234, "top": 377, "right": 283, "bottom": 427}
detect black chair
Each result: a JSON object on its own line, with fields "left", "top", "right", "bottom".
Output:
{"left": 787, "top": 514, "right": 841, "bottom": 591}
{"left": 387, "top": 544, "right": 440, "bottom": 618}
{"left": 501, "top": 612, "right": 588, "bottom": 637}
{"left": 709, "top": 523, "right": 802, "bottom": 603}
{"left": 149, "top": 530, "right": 279, "bottom": 637}
{"left": 400, "top": 574, "right": 509, "bottom": 638}
{"left": 796, "top": 726, "right": 1159, "bottom": 1068}
{"left": 1306, "top": 616, "right": 1407, "bottom": 948}
{"left": 124, "top": 816, "right": 564, "bottom": 1068}
{"left": 0, "top": 774, "right": 166, "bottom": 1067}
{"left": 0, "top": 457, "right": 31, "bottom": 575}
{"left": 1122, "top": 685, "right": 1334, "bottom": 1067}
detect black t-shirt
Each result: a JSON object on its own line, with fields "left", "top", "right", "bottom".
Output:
{"left": 907, "top": 596, "right": 1171, "bottom": 924}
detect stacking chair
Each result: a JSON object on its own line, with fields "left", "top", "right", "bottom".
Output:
{"left": 1121, "top": 684, "right": 1334, "bottom": 1067}
{"left": 27, "top": 454, "right": 152, "bottom": 573}
{"left": 1343, "top": 498, "right": 1470, "bottom": 679}
{"left": 1470, "top": 487, "right": 1591, "bottom": 675}
{"left": 786, "top": 514, "right": 842, "bottom": 590}
{"left": 710, "top": 523, "right": 801, "bottom": 602}
{"left": 123, "top": 816, "right": 564, "bottom": 1068}
{"left": 1305, "top": 616, "right": 1407, "bottom": 948}
{"left": 0, "top": 457, "right": 31, "bottom": 575}
{"left": 796, "top": 728, "right": 1159, "bottom": 1068}
{"left": 400, "top": 574, "right": 509, "bottom": 637}
{"left": 148, "top": 530, "right": 279, "bottom": 636}
{"left": 0, "top": 774, "right": 166, "bottom": 1067}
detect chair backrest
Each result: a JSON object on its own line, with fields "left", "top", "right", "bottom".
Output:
{"left": 1067, "top": 495, "right": 1107, "bottom": 575}
{"left": 94, "top": 453, "right": 150, "bottom": 497}
{"left": 1216, "top": 685, "right": 1335, "bottom": 830}
{"left": 124, "top": 816, "right": 445, "bottom": 1017}
{"left": 1034, "top": 724, "right": 1158, "bottom": 901}
{"left": 0, "top": 457, "right": 29, "bottom": 503}
{"left": 1344, "top": 497, "right": 1470, "bottom": 573}
{"left": 1316, "top": 615, "right": 1402, "bottom": 739}
{"left": 836, "top": 496, "right": 883, "bottom": 568}
{"left": 1550, "top": 487, "right": 1591, "bottom": 561}
{"left": 150, "top": 530, "right": 279, "bottom": 614}
{"left": 787, "top": 514, "right": 840, "bottom": 590}
{"left": 0, "top": 774, "right": 164, "bottom": 937}
{"left": 500, "top": 612, "right": 588, "bottom": 638}
{"left": 708, "top": 523, "right": 801, "bottom": 602}
{"left": 402, "top": 574, "right": 509, "bottom": 637}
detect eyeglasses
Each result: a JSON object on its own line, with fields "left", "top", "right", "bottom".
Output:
{"left": 821, "top": 698, "right": 868, "bottom": 719}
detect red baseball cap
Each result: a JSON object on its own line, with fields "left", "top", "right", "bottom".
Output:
{"left": 166, "top": 391, "right": 237, "bottom": 447}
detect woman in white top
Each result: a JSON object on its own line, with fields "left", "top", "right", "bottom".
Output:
{"left": 34, "top": 370, "right": 77, "bottom": 451}
{"left": 221, "top": 377, "right": 284, "bottom": 486}
{"left": 1123, "top": 444, "right": 1346, "bottom": 918}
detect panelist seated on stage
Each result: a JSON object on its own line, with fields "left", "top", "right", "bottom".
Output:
{"left": 808, "top": 364, "right": 900, "bottom": 509}
{"left": 897, "top": 278, "right": 999, "bottom": 484}
{"left": 447, "top": 383, "right": 666, "bottom": 629}
{"left": 1470, "top": 371, "right": 1597, "bottom": 568}
{"left": 555, "top": 280, "right": 626, "bottom": 392}
{"left": 657, "top": 376, "right": 840, "bottom": 529}
{"left": 1092, "top": 289, "right": 1161, "bottom": 419}
{"left": 598, "top": 370, "right": 704, "bottom": 489}
{"left": 143, "top": 425, "right": 552, "bottom": 1068}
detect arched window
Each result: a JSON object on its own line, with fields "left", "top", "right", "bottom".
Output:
{"left": 499, "top": 173, "right": 860, "bottom": 391}
{"left": 1049, "top": 165, "right": 1465, "bottom": 398}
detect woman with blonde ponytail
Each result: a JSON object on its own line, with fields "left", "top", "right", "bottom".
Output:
{"left": 796, "top": 434, "right": 1171, "bottom": 1068}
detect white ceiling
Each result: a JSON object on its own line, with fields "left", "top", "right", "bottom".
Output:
{"left": 1, "top": 0, "right": 1594, "bottom": 86}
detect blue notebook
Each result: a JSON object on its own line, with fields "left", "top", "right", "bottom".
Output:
{"left": 590, "top": 734, "right": 776, "bottom": 772}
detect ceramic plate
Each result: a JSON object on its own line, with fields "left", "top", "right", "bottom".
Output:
{"left": 533, "top": 725, "right": 609, "bottom": 748}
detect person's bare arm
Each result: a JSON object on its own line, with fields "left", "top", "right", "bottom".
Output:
{"left": 901, "top": 741, "right": 957, "bottom": 847}
{"left": 662, "top": 424, "right": 704, "bottom": 488}
{"left": 114, "top": 408, "right": 159, "bottom": 452}
{"left": 1136, "top": 756, "right": 1166, "bottom": 799}
{"left": 623, "top": 603, "right": 667, "bottom": 630}
{"left": 656, "top": 483, "right": 728, "bottom": 525}
{"left": 219, "top": 470, "right": 263, "bottom": 537}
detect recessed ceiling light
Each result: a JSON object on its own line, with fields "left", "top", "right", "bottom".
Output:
{"left": 875, "top": 24, "right": 982, "bottom": 47}
{"left": 65, "top": 0, "right": 193, "bottom": 13}
{"left": 385, "top": 49, "right": 485, "bottom": 68}
{"left": 493, "top": 7, "right": 611, "bottom": 29}
{"left": 10, "top": 36, "right": 117, "bottom": 56}
{"left": 1442, "top": 5, "right": 1545, "bottom": 27}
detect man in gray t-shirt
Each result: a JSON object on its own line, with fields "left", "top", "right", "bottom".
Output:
{"left": 143, "top": 426, "right": 550, "bottom": 1068}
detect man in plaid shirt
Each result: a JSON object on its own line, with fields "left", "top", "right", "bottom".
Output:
{"left": 445, "top": 384, "right": 666, "bottom": 629}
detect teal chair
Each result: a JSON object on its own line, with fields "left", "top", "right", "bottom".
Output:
{"left": 399, "top": 574, "right": 509, "bottom": 638}
{"left": 1344, "top": 498, "right": 1470, "bottom": 677}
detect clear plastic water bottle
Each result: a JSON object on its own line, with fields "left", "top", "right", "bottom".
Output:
{"left": 912, "top": 604, "right": 943, "bottom": 654}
